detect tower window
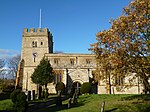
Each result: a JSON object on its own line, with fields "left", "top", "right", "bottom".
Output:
{"left": 41, "top": 42, "right": 43, "bottom": 45}
{"left": 70, "top": 59, "right": 75, "bottom": 65}
{"left": 34, "top": 42, "right": 37, "bottom": 47}
{"left": 32, "top": 42, "right": 34, "bottom": 47}
{"left": 86, "top": 59, "right": 91, "bottom": 64}
{"left": 32, "top": 41, "right": 37, "bottom": 47}
{"left": 54, "top": 58, "right": 59, "bottom": 65}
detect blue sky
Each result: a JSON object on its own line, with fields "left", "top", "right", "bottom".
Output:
{"left": 0, "top": 0, "right": 131, "bottom": 58}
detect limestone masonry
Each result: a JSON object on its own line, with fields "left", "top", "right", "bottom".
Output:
{"left": 16, "top": 28, "right": 144, "bottom": 94}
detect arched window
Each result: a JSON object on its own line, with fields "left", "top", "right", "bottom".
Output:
{"left": 70, "top": 59, "right": 75, "bottom": 65}
{"left": 86, "top": 59, "right": 91, "bottom": 64}
{"left": 54, "top": 58, "right": 59, "bottom": 65}
{"left": 32, "top": 41, "right": 37, "bottom": 47}
{"left": 34, "top": 41, "right": 37, "bottom": 47}
{"left": 32, "top": 41, "right": 34, "bottom": 47}
{"left": 54, "top": 74, "right": 62, "bottom": 84}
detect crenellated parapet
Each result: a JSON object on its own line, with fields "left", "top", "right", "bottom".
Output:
{"left": 23, "top": 28, "right": 52, "bottom": 37}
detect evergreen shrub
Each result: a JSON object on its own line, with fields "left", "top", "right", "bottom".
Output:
{"left": 10, "top": 89, "right": 21, "bottom": 103}
{"left": 55, "top": 82, "right": 65, "bottom": 94}
{"left": 80, "top": 82, "right": 92, "bottom": 94}
{"left": 10, "top": 89, "right": 28, "bottom": 112}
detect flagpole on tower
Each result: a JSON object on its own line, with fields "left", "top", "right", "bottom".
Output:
{"left": 39, "top": 9, "right": 42, "bottom": 28}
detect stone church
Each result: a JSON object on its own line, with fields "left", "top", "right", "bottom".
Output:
{"left": 16, "top": 28, "right": 144, "bottom": 94}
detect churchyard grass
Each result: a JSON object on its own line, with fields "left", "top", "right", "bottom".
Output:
{"left": 36, "top": 94, "right": 150, "bottom": 112}
{"left": 0, "top": 93, "right": 13, "bottom": 111}
{"left": 0, "top": 93, "right": 58, "bottom": 111}
{"left": 0, "top": 94, "right": 150, "bottom": 111}
{"left": 0, "top": 99, "right": 13, "bottom": 111}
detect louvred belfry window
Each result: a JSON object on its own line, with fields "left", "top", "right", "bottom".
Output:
{"left": 32, "top": 41, "right": 37, "bottom": 47}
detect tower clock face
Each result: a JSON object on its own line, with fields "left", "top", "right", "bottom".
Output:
{"left": 32, "top": 52, "right": 37, "bottom": 58}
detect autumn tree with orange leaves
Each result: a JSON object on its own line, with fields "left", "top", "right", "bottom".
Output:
{"left": 90, "top": 0, "right": 150, "bottom": 94}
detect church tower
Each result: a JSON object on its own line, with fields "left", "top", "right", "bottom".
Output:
{"left": 21, "top": 28, "right": 53, "bottom": 91}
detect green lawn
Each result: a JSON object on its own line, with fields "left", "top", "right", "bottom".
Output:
{"left": 0, "top": 94, "right": 150, "bottom": 112}
{"left": 36, "top": 94, "right": 150, "bottom": 112}
{"left": 0, "top": 93, "right": 14, "bottom": 111}
{"left": 0, "top": 99, "right": 13, "bottom": 111}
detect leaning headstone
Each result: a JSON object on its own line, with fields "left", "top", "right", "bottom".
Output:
{"left": 73, "top": 93, "right": 78, "bottom": 105}
{"left": 38, "top": 86, "right": 42, "bottom": 99}
{"left": 58, "top": 90, "right": 61, "bottom": 97}
{"left": 32, "top": 90, "right": 35, "bottom": 100}
{"left": 68, "top": 98, "right": 72, "bottom": 109}
{"left": 73, "top": 90, "right": 78, "bottom": 105}
{"left": 72, "top": 93, "right": 75, "bottom": 104}
{"left": 41, "top": 91, "right": 44, "bottom": 98}
{"left": 27, "top": 91, "right": 31, "bottom": 101}
{"left": 75, "top": 94, "right": 78, "bottom": 104}
{"left": 101, "top": 100, "right": 105, "bottom": 112}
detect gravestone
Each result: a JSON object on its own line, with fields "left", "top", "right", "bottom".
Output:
{"left": 68, "top": 98, "right": 72, "bottom": 109}
{"left": 27, "top": 91, "right": 31, "bottom": 101}
{"left": 32, "top": 90, "right": 35, "bottom": 100}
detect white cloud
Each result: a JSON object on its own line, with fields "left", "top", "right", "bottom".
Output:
{"left": 0, "top": 49, "right": 20, "bottom": 59}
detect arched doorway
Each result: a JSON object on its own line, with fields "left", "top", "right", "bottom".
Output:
{"left": 72, "top": 81, "right": 81, "bottom": 95}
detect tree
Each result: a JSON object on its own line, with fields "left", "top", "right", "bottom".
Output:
{"left": 0, "top": 59, "right": 4, "bottom": 69}
{"left": 90, "top": 0, "right": 150, "bottom": 93}
{"left": 31, "top": 58, "right": 54, "bottom": 93}
{"left": 0, "top": 58, "right": 6, "bottom": 91}
{"left": 0, "top": 58, "right": 5, "bottom": 76}
{"left": 7, "top": 54, "right": 21, "bottom": 79}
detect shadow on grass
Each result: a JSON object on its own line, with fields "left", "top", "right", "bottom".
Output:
{"left": 105, "top": 108, "right": 118, "bottom": 112}
{"left": 34, "top": 96, "right": 89, "bottom": 112}
{"left": 42, "top": 102, "right": 85, "bottom": 112}
{"left": 121, "top": 94, "right": 150, "bottom": 101}
{"left": 0, "top": 93, "right": 10, "bottom": 101}
{"left": 120, "top": 94, "right": 150, "bottom": 112}
{"left": 135, "top": 104, "right": 150, "bottom": 112}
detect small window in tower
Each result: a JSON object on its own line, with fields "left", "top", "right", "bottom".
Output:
{"left": 32, "top": 41, "right": 34, "bottom": 47}
{"left": 41, "top": 42, "right": 43, "bottom": 45}
{"left": 32, "top": 41, "right": 37, "bottom": 47}
{"left": 70, "top": 59, "right": 75, "bottom": 65}
{"left": 34, "top": 42, "right": 37, "bottom": 47}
